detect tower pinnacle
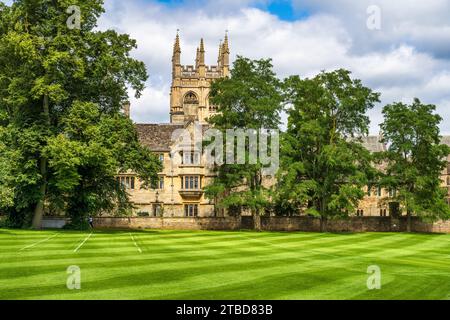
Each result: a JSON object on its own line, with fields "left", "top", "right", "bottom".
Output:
{"left": 172, "top": 31, "right": 181, "bottom": 66}
{"left": 198, "top": 38, "right": 205, "bottom": 66}
{"left": 217, "top": 39, "right": 223, "bottom": 67}
{"left": 221, "top": 31, "right": 230, "bottom": 74}
{"left": 223, "top": 31, "right": 229, "bottom": 54}
{"left": 173, "top": 31, "right": 181, "bottom": 55}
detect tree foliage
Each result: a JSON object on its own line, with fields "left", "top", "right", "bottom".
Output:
{"left": 0, "top": 0, "right": 161, "bottom": 228}
{"left": 205, "top": 57, "right": 283, "bottom": 223}
{"left": 379, "top": 98, "right": 450, "bottom": 226}
{"left": 276, "top": 69, "right": 380, "bottom": 227}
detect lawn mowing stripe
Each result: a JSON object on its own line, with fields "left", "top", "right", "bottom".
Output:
{"left": 130, "top": 233, "right": 142, "bottom": 253}
{"left": 19, "top": 233, "right": 59, "bottom": 251}
{"left": 2, "top": 229, "right": 450, "bottom": 300}
{"left": 3, "top": 241, "right": 366, "bottom": 292}
{"left": 346, "top": 234, "right": 450, "bottom": 260}
{"left": 29, "top": 232, "right": 420, "bottom": 272}
{"left": 4, "top": 234, "right": 442, "bottom": 284}
{"left": 134, "top": 232, "right": 379, "bottom": 262}
{"left": 235, "top": 232, "right": 368, "bottom": 260}
{"left": 74, "top": 232, "right": 93, "bottom": 252}
{"left": 134, "top": 231, "right": 328, "bottom": 250}
{"left": 0, "top": 246, "right": 434, "bottom": 298}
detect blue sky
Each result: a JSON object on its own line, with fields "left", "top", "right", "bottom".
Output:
{"left": 155, "top": 0, "right": 304, "bottom": 21}
{"left": 262, "top": 0, "right": 298, "bottom": 21}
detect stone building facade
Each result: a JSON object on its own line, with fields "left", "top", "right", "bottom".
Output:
{"left": 355, "top": 135, "right": 391, "bottom": 217}
{"left": 119, "top": 34, "right": 450, "bottom": 218}
{"left": 118, "top": 34, "right": 230, "bottom": 217}
{"left": 170, "top": 33, "right": 229, "bottom": 124}
{"left": 355, "top": 136, "right": 450, "bottom": 217}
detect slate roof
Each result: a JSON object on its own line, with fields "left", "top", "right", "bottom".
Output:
{"left": 135, "top": 123, "right": 210, "bottom": 152}
{"left": 135, "top": 124, "right": 449, "bottom": 154}
{"left": 135, "top": 123, "right": 184, "bottom": 151}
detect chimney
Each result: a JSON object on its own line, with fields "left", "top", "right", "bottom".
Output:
{"left": 123, "top": 102, "right": 130, "bottom": 118}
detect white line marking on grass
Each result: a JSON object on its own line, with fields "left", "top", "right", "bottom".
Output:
{"left": 19, "top": 233, "right": 59, "bottom": 251}
{"left": 130, "top": 233, "right": 142, "bottom": 253}
{"left": 74, "top": 232, "right": 93, "bottom": 253}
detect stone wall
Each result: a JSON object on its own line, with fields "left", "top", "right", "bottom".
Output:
{"left": 39, "top": 216, "right": 450, "bottom": 234}
{"left": 260, "top": 216, "right": 400, "bottom": 232}
{"left": 260, "top": 216, "right": 450, "bottom": 233}
{"left": 409, "top": 219, "right": 450, "bottom": 233}
{"left": 41, "top": 218, "right": 68, "bottom": 229}
{"left": 260, "top": 216, "right": 322, "bottom": 232}
{"left": 92, "top": 216, "right": 242, "bottom": 231}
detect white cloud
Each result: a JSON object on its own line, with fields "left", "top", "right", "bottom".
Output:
{"left": 130, "top": 85, "right": 170, "bottom": 123}
{"left": 96, "top": 0, "right": 450, "bottom": 134}
{"left": 294, "top": 0, "right": 450, "bottom": 57}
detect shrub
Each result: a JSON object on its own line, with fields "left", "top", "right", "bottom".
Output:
{"left": 137, "top": 211, "right": 150, "bottom": 217}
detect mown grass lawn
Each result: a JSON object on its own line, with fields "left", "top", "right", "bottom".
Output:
{"left": 0, "top": 228, "right": 449, "bottom": 300}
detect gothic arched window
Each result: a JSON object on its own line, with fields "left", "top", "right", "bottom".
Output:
{"left": 183, "top": 92, "right": 199, "bottom": 105}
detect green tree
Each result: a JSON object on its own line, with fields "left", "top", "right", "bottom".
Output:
{"left": 44, "top": 102, "right": 161, "bottom": 228}
{"left": 277, "top": 69, "right": 380, "bottom": 231}
{"left": 379, "top": 98, "right": 450, "bottom": 231}
{"left": 205, "top": 57, "right": 283, "bottom": 229}
{"left": 0, "top": 117, "right": 15, "bottom": 211}
{"left": 0, "top": 1, "right": 160, "bottom": 228}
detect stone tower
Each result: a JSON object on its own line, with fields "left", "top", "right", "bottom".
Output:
{"left": 170, "top": 32, "right": 230, "bottom": 124}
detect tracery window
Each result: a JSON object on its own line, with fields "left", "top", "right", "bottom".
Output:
{"left": 183, "top": 92, "right": 199, "bottom": 105}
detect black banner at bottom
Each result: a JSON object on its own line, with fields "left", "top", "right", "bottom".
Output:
{"left": 1, "top": 300, "right": 446, "bottom": 318}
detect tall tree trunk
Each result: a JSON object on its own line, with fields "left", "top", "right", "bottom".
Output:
{"left": 406, "top": 210, "right": 412, "bottom": 233}
{"left": 32, "top": 95, "right": 49, "bottom": 229}
{"left": 320, "top": 197, "right": 327, "bottom": 232}
{"left": 320, "top": 216, "right": 327, "bottom": 232}
{"left": 254, "top": 208, "right": 261, "bottom": 231}
{"left": 405, "top": 185, "right": 414, "bottom": 233}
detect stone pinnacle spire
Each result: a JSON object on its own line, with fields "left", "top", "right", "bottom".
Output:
{"left": 222, "top": 31, "right": 229, "bottom": 54}
{"left": 200, "top": 38, "right": 205, "bottom": 52}
{"left": 217, "top": 39, "right": 223, "bottom": 66}
{"left": 172, "top": 30, "right": 181, "bottom": 66}
{"left": 221, "top": 31, "right": 230, "bottom": 71}
{"left": 198, "top": 38, "right": 205, "bottom": 66}
{"left": 196, "top": 47, "right": 199, "bottom": 66}
{"left": 173, "top": 31, "right": 181, "bottom": 54}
